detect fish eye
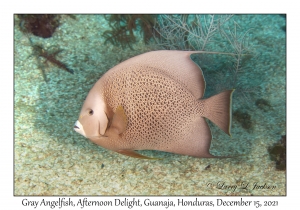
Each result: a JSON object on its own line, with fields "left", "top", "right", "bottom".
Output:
{"left": 88, "top": 109, "right": 94, "bottom": 115}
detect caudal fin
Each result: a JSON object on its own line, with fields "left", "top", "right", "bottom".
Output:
{"left": 202, "top": 90, "right": 234, "bottom": 136}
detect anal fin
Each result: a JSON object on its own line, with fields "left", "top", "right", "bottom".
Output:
{"left": 117, "top": 150, "right": 160, "bottom": 159}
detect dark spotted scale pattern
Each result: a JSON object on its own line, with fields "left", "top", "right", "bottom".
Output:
{"left": 101, "top": 65, "right": 205, "bottom": 153}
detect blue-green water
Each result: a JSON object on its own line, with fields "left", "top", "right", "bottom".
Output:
{"left": 14, "top": 14, "right": 286, "bottom": 195}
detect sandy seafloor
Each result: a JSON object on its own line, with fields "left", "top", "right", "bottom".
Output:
{"left": 14, "top": 14, "right": 286, "bottom": 195}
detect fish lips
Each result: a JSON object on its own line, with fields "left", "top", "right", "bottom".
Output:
{"left": 74, "top": 120, "right": 86, "bottom": 137}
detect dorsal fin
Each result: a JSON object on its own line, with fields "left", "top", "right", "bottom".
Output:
{"left": 108, "top": 50, "right": 207, "bottom": 99}
{"left": 136, "top": 50, "right": 206, "bottom": 99}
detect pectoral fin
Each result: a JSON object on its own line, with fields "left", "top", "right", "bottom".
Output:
{"left": 117, "top": 149, "right": 160, "bottom": 159}
{"left": 105, "top": 105, "right": 128, "bottom": 137}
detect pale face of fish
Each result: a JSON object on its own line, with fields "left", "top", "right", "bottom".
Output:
{"left": 74, "top": 90, "right": 108, "bottom": 139}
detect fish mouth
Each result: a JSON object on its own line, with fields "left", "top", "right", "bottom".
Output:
{"left": 73, "top": 121, "right": 80, "bottom": 131}
{"left": 73, "top": 120, "right": 86, "bottom": 137}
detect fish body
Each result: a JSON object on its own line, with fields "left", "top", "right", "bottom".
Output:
{"left": 74, "top": 50, "right": 234, "bottom": 158}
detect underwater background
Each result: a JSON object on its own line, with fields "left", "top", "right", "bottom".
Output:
{"left": 14, "top": 14, "right": 286, "bottom": 195}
